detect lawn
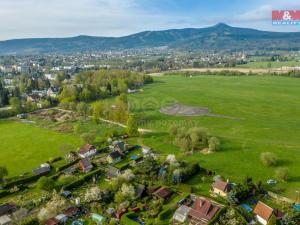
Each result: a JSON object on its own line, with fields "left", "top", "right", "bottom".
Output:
{"left": 0, "top": 120, "right": 81, "bottom": 176}
{"left": 128, "top": 75, "right": 300, "bottom": 199}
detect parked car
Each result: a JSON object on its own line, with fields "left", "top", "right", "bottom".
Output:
{"left": 267, "top": 179, "right": 277, "bottom": 185}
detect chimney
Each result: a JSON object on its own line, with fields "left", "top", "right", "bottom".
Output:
{"left": 199, "top": 199, "right": 204, "bottom": 207}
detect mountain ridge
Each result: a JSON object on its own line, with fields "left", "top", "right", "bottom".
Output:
{"left": 0, "top": 23, "right": 300, "bottom": 55}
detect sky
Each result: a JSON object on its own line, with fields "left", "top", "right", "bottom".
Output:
{"left": 0, "top": 0, "right": 300, "bottom": 40}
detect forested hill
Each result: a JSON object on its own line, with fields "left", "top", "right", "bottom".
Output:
{"left": 0, "top": 23, "right": 300, "bottom": 54}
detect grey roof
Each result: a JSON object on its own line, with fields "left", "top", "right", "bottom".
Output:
{"left": 33, "top": 166, "right": 51, "bottom": 175}
{"left": 0, "top": 203, "right": 16, "bottom": 216}
{"left": 0, "top": 215, "right": 11, "bottom": 224}
{"left": 175, "top": 205, "right": 191, "bottom": 216}
{"left": 109, "top": 151, "right": 122, "bottom": 160}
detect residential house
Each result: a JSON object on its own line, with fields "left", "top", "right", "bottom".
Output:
{"left": 173, "top": 205, "right": 191, "bottom": 223}
{"left": 78, "top": 144, "right": 97, "bottom": 158}
{"left": 110, "top": 141, "right": 128, "bottom": 153}
{"left": 107, "top": 151, "right": 123, "bottom": 164}
{"left": 0, "top": 203, "right": 16, "bottom": 217}
{"left": 212, "top": 179, "right": 232, "bottom": 197}
{"left": 254, "top": 201, "right": 275, "bottom": 225}
{"left": 0, "top": 215, "right": 11, "bottom": 225}
{"left": 79, "top": 159, "right": 93, "bottom": 173}
{"left": 153, "top": 187, "right": 173, "bottom": 200}
{"left": 188, "top": 197, "right": 221, "bottom": 225}
{"left": 47, "top": 87, "right": 60, "bottom": 98}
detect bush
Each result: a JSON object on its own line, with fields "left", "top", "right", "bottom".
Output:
{"left": 260, "top": 152, "right": 278, "bottom": 167}
{"left": 63, "top": 168, "right": 102, "bottom": 190}
{"left": 275, "top": 167, "right": 289, "bottom": 182}
{"left": 21, "top": 217, "right": 39, "bottom": 225}
{"left": 36, "top": 177, "right": 55, "bottom": 192}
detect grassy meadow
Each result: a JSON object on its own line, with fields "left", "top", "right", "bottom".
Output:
{"left": 0, "top": 120, "right": 81, "bottom": 176}
{"left": 128, "top": 75, "right": 300, "bottom": 199}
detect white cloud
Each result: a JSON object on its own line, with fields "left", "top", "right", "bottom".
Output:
{"left": 0, "top": 0, "right": 299, "bottom": 40}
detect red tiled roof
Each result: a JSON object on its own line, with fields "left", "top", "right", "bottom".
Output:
{"left": 254, "top": 201, "right": 274, "bottom": 221}
{"left": 79, "top": 144, "right": 95, "bottom": 154}
{"left": 189, "top": 197, "right": 220, "bottom": 222}
{"left": 153, "top": 187, "right": 173, "bottom": 199}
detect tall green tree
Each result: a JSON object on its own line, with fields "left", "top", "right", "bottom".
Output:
{"left": 127, "top": 114, "right": 139, "bottom": 136}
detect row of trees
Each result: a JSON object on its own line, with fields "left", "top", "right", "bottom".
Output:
{"left": 59, "top": 70, "right": 153, "bottom": 103}
{"left": 169, "top": 125, "right": 220, "bottom": 153}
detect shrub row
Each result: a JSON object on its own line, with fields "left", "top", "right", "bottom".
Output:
{"left": 48, "top": 157, "right": 63, "bottom": 164}
{"left": 120, "top": 213, "right": 140, "bottom": 225}
{"left": 0, "top": 109, "right": 17, "bottom": 118}
{"left": 3, "top": 174, "right": 41, "bottom": 188}
{"left": 63, "top": 168, "right": 102, "bottom": 190}
{"left": 56, "top": 158, "right": 80, "bottom": 172}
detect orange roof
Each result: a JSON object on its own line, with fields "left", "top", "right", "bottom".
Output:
{"left": 254, "top": 201, "right": 274, "bottom": 221}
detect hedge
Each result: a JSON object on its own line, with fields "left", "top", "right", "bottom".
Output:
{"left": 49, "top": 156, "right": 63, "bottom": 163}
{"left": 158, "top": 205, "right": 177, "bottom": 221}
{"left": 120, "top": 213, "right": 140, "bottom": 225}
{"left": 62, "top": 168, "right": 102, "bottom": 190}
{"left": 0, "top": 184, "right": 28, "bottom": 198}
{"left": 0, "top": 190, "right": 10, "bottom": 198}
{"left": 56, "top": 158, "right": 80, "bottom": 172}
{"left": 3, "top": 174, "right": 41, "bottom": 188}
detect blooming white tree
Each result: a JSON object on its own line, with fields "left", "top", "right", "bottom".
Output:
{"left": 38, "top": 192, "right": 67, "bottom": 221}
{"left": 84, "top": 186, "right": 102, "bottom": 203}
{"left": 120, "top": 183, "right": 135, "bottom": 200}
{"left": 12, "top": 208, "right": 28, "bottom": 225}
{"left": 121, "top": 169, "right": 135, "bottom": 182}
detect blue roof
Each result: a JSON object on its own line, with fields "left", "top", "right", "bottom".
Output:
{"left": 240, "top": 204, "right": 253, "bottom": 212}
{"left": 293, "top": 204, "right": 300, "bottom": 212}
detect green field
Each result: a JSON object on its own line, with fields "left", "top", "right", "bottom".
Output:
{"left": 129, "top": 75, "right": 300, "bottom": 199}
{"left": 0, "top": 120, "right": 81, "bottom": 176}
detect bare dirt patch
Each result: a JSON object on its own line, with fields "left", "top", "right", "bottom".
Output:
{"left": 160, "top": 103, "right": 242, "bottom": 120}
{"left": 160, "top": 103, "right": 209, "bottom": 116}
